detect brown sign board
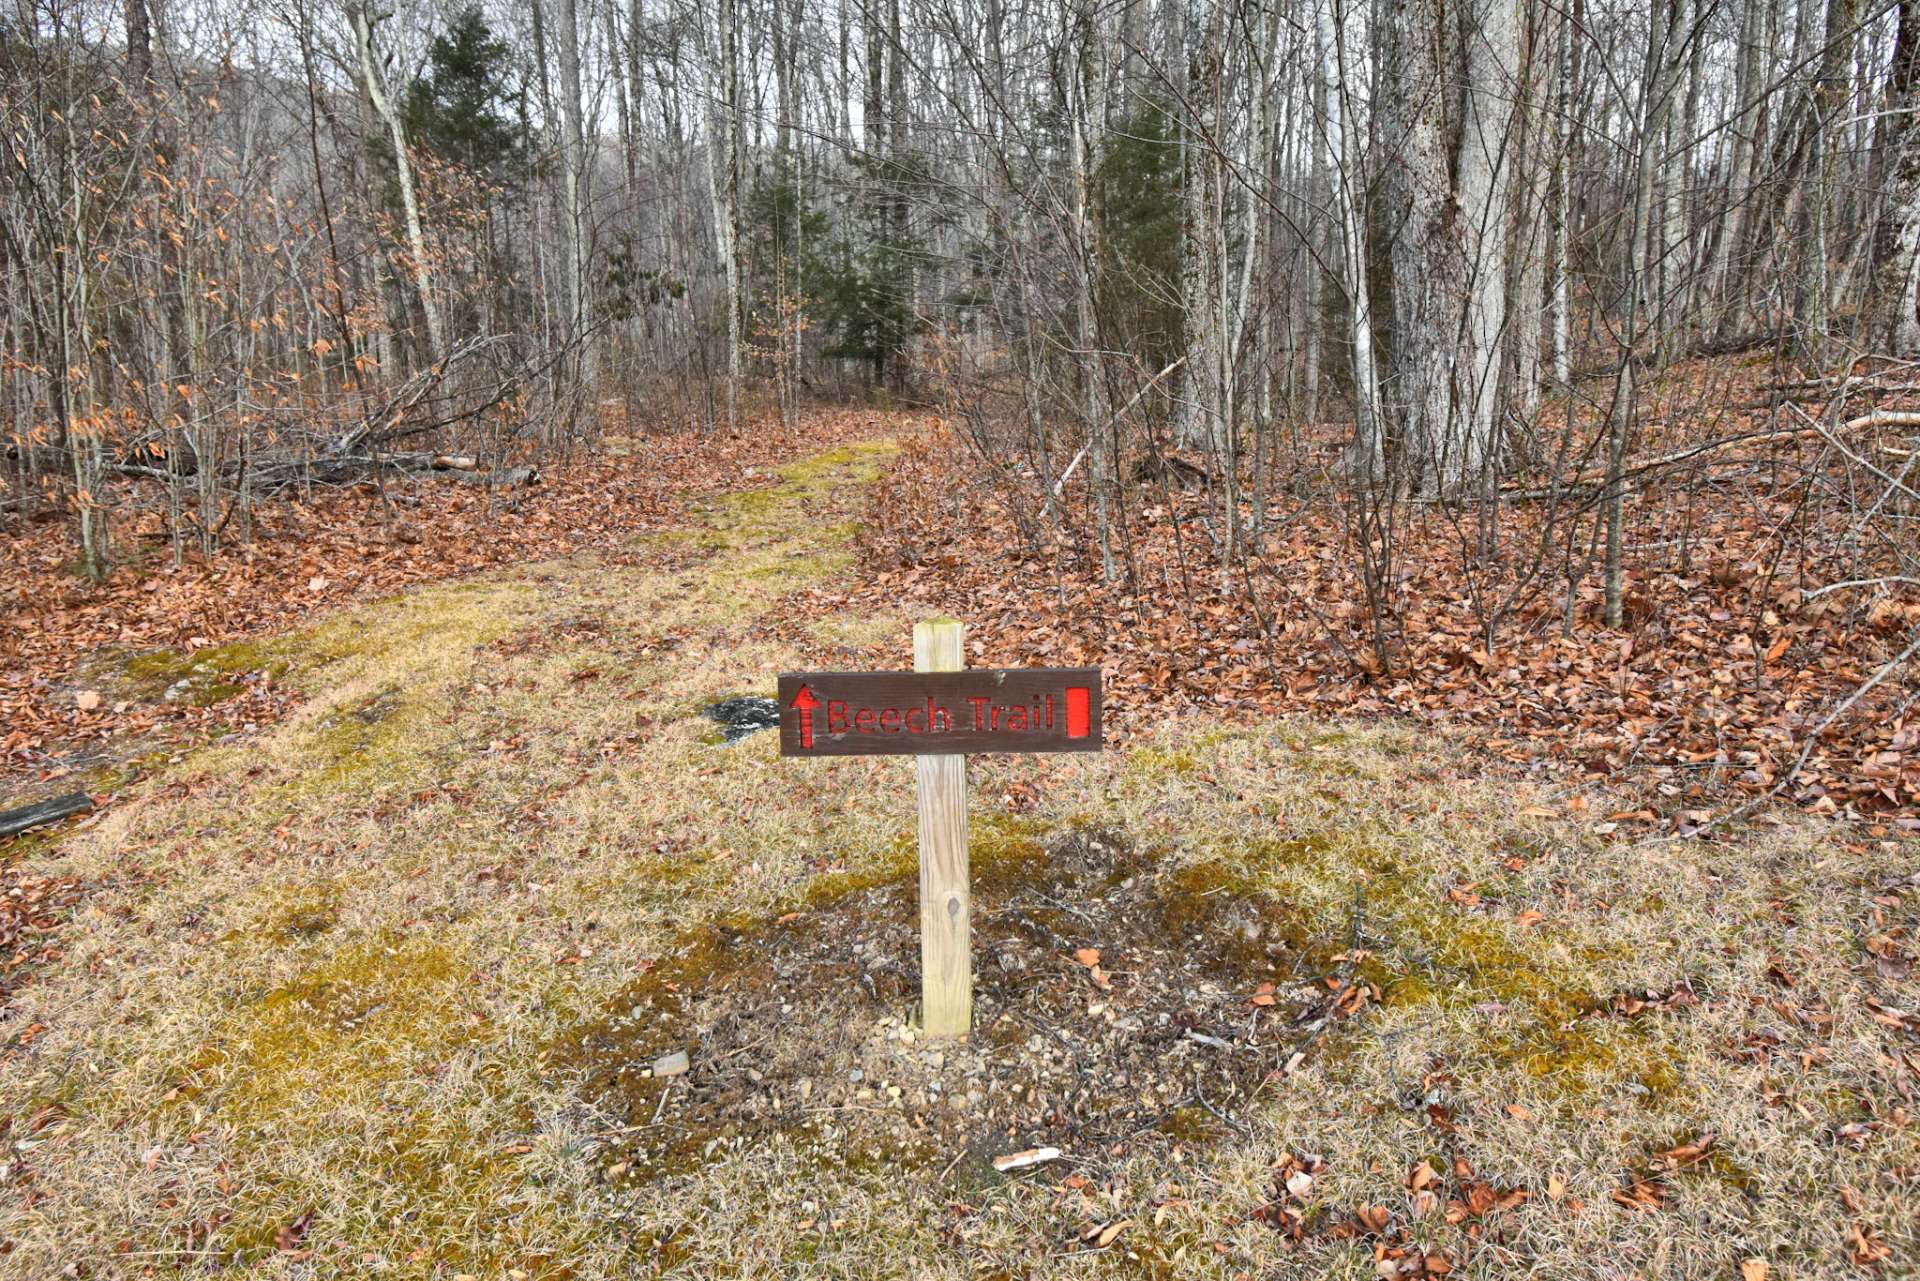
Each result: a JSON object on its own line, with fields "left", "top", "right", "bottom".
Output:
{"left": 777, "top": 668, "right": 1103, "bottom": 757}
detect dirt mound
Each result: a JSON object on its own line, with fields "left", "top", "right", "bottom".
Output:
{"left": 556, "top": 825, "right": 1373, "bottom": 1187}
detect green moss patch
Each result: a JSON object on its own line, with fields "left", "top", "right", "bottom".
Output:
{"left": 117, "top": 639, "right": 292, "bottom": 706}
{"left": 212, "top": 932, "right": 475, "bottom": 1117}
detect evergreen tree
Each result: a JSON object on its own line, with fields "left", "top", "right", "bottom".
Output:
{"left": 405, "top": 9, "right": 523, "bottom": 177}
{"left": 1094, "top": 100, "right": 1183, "bottom": 371}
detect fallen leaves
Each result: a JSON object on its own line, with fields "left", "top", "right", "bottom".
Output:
{"left": 1070, "top": 946, "right": 1113, "bottom": 991}
{"left": 274, "top": 1209, "right": 314, "bottom": 1255}
{"left": 1846, "top": 1219, "right": 1892, "bottom": 1268}
{"left": 1610, "top": 1178, "right": 1665, "bottom": 1213}
{"left": 0, "top": 865, "right": 88, "bottom": 1005}
{"left": 845, "top": 408, "right": 1920, "bottom": 820}
{"left": 1653, "top": 1134, "right": 1715, "bottom": 1170}
{"left": 2, "top": 409, "right": 889, "bottom": 797}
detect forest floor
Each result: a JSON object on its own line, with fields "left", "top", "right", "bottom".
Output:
{"left": 1, "top": 409, "right": 1917, "bottom": 1278}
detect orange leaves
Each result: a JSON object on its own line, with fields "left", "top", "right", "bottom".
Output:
{"left": 1846, "top": 1219, "right": 1892, "bottom": 1268}
{"left": 847, "top": 416, "right": 1920, "bottom": 821}
{"left": 1652, "top": 1134, "right": 1715, "bottom": 1170}
{"left": 1070, "top": 946, "right": 1113, "bottom": 991}
{"left": 1610, "top": 1178, "right": 1665, "bottom": 1212}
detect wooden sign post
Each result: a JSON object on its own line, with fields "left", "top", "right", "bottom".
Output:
{"left": 779, "top": 622, "right": 1102, "bottom": 1038}
{"left": 913, "top": 620, "right": 970, "bottom": 1037}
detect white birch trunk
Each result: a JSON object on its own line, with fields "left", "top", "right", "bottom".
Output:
{"left": 1321, "top": 0, "right": 1382, "bottom": 476}
{"left": 1456, "top": 0, "right": 1520, "bottom": 486}
{"left": 350, "top": 1, "right": 444, "bottom": 363}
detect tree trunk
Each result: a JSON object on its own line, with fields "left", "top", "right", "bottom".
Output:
{"left": 1604, "top": 0, "right": 1674, "bottom": 628}
{"left": 1323, "top": 0, "right": 1381, "bottom": 476}
{"left": 1383, "top": 0, "right": 1514, "bottom": 493}
{"left": 1873, "top": 0, "right": 1920, "bottom": 351}
{"left": 1801, "top": 0, "right": 1861, "bottom": 360}
{"left": 553, "top": 0, "right": 595, "bottom": 389}
{"left": 349, "top": 1, "right": 444, "bottom": 363}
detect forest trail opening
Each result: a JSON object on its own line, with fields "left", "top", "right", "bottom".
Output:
{"left": 0, "top": 437, "right": 1913, "bottom": 1279}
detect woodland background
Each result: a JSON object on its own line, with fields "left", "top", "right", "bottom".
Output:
{"left": 4, "top": 0, "right": 1920, "bottom": 821}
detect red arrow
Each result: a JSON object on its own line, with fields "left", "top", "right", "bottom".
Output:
{"left": 790, "top": 683, "right": 820, "bottom": 749}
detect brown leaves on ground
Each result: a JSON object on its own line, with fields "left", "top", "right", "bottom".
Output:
{"left": 0, "top": 866, "right": 86, "bottom": 1009}
{"left": 1257, "top": 1149, "right": 1531, "bottom": 1275}
{"left": 0, "top": 410, "right": 898, "bottom": 1019}
{"left": 0, "top": 410, "right": 890, "bottom": 794}
{"left": 837, "top": 370, "right": 1920, "bottom": 822}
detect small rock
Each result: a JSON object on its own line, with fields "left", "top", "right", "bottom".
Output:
{"left": 650, "top": 1050, "right": 690, "bottom": 1078}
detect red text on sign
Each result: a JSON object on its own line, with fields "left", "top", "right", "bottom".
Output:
{"left": 821, "top": 690, "right": 1094, "bottom": 738}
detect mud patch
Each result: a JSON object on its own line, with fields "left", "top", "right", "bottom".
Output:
{"left": 554, "top": 826, "right": 1370, "bottom": 1188}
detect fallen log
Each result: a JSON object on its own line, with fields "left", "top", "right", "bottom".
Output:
{"left": 0, "top": 792, "right": 93, "bottom": 841}
{"left": 442, "top": 465, "right": 539, "bottom": 489}
{"left": 1842, "top": 409, "right": 1920, "bottom": 433}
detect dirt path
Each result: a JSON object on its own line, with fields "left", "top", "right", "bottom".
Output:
{"left": 2, "top": 442, "right": 1914, "bottom": 1279}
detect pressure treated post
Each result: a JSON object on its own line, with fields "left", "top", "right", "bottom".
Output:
{"left": 914, "top": 618, "right": 970, "bottom": 1037}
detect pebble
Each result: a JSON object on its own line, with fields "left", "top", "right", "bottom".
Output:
{"left": 650, "top": 1050, "right": 690, "bottom": 1078}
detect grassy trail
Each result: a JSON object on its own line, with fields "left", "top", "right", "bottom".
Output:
{"left": 2, "top": 438, "right": 1913, "bottom": 1279}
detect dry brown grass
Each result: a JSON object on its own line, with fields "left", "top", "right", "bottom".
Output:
{"left": 1, "top": 431, "right": 1914, "bottom": 1280}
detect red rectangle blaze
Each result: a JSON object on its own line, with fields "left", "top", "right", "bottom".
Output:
{"left": 1065, "top": 686, "right": 1090, "bottom": 739}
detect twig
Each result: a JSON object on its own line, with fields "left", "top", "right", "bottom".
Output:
{"left": 1804, "top": 576, "right": 1920, "bottom": 599}
{"left": 1707, "top": 624, "right": 1920, "bottom": 832}
{"left": 1048, "top": 355, "right": 1187, "bottom": 501}
{"left": 1192, "top": 1078, "right": 1250, "bottom": 1138}
{"left": 1790, "top": 404, "right": 1920, "bottom": 503}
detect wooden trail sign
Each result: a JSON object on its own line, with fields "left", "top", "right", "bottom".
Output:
{"left": 780, "top": 622, "right": 1103, "bottom": 1038}
{"left": 775, "top": 669, "right": 1102, "bottom": 757}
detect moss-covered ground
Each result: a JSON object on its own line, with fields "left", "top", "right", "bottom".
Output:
{"left": 0, "top": 430, "right": 1914, "bottom": 1279}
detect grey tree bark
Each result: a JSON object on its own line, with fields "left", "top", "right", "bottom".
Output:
{"left": 349, "top": 0, "right": 445, "bottom": 363}
{"left": 1873, "top": 0, "right": 1920, "bottom": 351}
